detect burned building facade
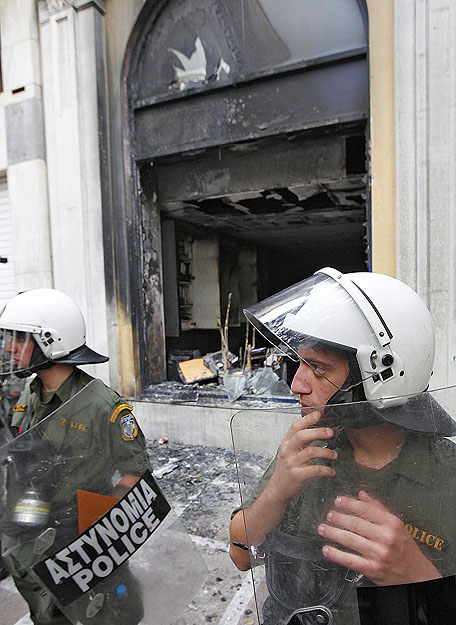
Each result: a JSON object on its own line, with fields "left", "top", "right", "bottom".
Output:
{"left": 1, "top": 0, "right": 455, "bottom": 426}
{"left": 127, "top": 0, "right": 369, "bottom": 388}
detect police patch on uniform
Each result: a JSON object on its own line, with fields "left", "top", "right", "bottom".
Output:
{"left": 120, "top": 413, "right": 138, "bottom": 441}
{"left": 404, "top": 521, "right": 447, "bottom": 552}
{"left": 110, "top": 403, "right": 133, "bottom": 423}
{"left": 13, "top": 404, "right": 27, "bottom": 412}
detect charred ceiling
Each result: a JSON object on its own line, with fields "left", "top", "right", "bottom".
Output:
{"left": 160, "top": 177, "right": 366, "bottom": 254}
{"left": 153, "top": 126, "right": 367, "bottom": 255}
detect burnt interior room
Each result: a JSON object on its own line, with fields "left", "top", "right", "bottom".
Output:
{"left": 154, "top": 126, "right": 368, "bottom": 381}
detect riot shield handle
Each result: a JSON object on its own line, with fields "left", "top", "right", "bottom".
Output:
{"left": 34, "top": 528, "right": 56, "bottom": 555}
{"left": 86, "top": 592, "right": 104, "bottom": 618}
{"left": 232, "top": 541, "right": 265, "bottom": 567}
{"left": 287, "top": 605, "right": 333, "bottom": 625}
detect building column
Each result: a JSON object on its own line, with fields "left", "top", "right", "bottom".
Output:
{"left": 38, "top": 0, "right": 112, "bottom": 383}
{"left": 0, "top": 0, "right": 53, "bottom": 290}
{"left": 395, "top": 0, "right": 456, "bottom": 387}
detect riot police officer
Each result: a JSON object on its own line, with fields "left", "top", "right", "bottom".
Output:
{"left": 0, "top": 288, "right": 150, "bottom": 625}
{"left": 0, "top": 375, "right": 25, "bottom": 581}
{"left": 230, "top": 267, "right": 456, "bottom": 625}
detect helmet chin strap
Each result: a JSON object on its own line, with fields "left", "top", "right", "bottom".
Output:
{"left": 323, "top": 357, "right": 384, "bottom": 429}
{"left": 14, "top": 339, "right": 53, "bottom": 379}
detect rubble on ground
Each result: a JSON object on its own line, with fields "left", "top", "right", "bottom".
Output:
{"left": 148, "top": 440, "right": 270, "bottom": 625}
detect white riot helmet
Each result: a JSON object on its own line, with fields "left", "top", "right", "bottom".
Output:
{"left": 0, "top": 289, "right": 108, "bottom": 377}
{"left": 244, "top": 268, "right": 452, "bottom": 433}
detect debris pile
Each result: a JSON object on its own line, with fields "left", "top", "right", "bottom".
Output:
{"left": 170, "top": 293, "right": 294, "bottom": 403}
{"left": 147, "top": 293, "right": 297, "bottom": 405}
{"left": 221, "top": 364, "right": 292, "bottom": 402}
{"left": 177, "top": 350, "right": 240, "bottom": 384}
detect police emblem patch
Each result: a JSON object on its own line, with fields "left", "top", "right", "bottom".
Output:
{"left": 120, "top": 413, "right": 138, "bottom": 440}
{"left": 110, "top": 403, "right": 133, "bottom": 423}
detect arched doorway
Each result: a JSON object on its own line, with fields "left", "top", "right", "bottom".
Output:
{"left": 126, "top": 0, "right": 369, "bottom": 387}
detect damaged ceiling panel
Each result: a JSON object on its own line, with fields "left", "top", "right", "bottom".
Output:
{"left": 160, "top": 176, "right": 366, "bottom": 253}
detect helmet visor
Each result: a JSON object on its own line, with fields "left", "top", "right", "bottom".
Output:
{"left": 244, "top": 273, "right": 385, "bottom": 394}
{"left": 0, "top": 330, "right": 47, "bottom": 377}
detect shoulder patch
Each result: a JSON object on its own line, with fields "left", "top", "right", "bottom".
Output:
{"left": 110, "top": 403, "right": 133, "bottom": 423}
{"left": 13, "top": 404, "right": 27, "bottom": 412}
{"left": 120, "top": 412, "right": 139, "bottom": 441}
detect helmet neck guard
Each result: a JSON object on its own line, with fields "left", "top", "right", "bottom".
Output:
{"left": 322, "top": 357, "right": 456, "bottom": 436}
{"left": 14, "top": 339, "right": 108, "bottom": 378}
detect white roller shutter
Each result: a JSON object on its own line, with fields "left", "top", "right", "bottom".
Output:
{"left": 0, "top": 177, "right": 17, "bottom": 307}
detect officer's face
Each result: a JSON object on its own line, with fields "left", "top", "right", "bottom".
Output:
{"left": 6, "top": 332, "right": 34, "bottom": 370}
{"left": 291, "top": 347, "right": 349, "bottom": 408}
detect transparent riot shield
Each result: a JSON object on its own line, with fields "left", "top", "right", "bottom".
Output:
{"left": 231, "top": 386, "right": 456, "bottom": 625}
{"left": 0, "top": 380, "right": 207, "bottom": 625}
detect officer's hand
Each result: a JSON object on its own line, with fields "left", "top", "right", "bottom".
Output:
{"left": 317, "top": 490, "right": 441, "bottom": 585}
{"left": 266, "top": 410, "right": 337, "bottom": 506}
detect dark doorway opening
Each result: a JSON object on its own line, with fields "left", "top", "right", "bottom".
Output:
{"left": 153, "top": 125, "right": 368, "bottom": 381}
